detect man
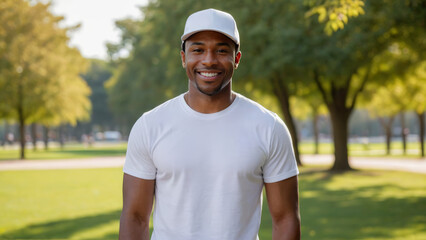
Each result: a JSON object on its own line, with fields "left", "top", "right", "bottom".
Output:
{"left": 119, "top": 8, "right": 300, "bottom": 240}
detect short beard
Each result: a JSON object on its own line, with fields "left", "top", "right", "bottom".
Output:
{"left": 195, "top": 80, "right": 227, "bottom": 96}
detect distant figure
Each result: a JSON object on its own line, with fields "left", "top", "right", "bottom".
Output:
{"left": 7, "top": 132, "right": 14, "bottom": 145}
{"left": 88, "top": 134, "right": 94, "bottom": 147}
{"left": 119, "top": 9, "right": 300, "bottom": 240}
{"left": 81, "top": 134, "right": 88, "bottom": 148}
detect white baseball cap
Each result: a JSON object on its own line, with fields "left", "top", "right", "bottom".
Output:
{"left": 181, "top": 8, "right": 240, "bottom": 47}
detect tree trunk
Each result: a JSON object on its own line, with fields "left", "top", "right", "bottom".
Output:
{"left": 378, "top": 117, "right": 394, "bottom": 155}
{"left": 272, "top": 77, "right": 302, "bottom": 166}
{"left": 312, "top": 68, "right": 370, "bottom": 171}
{"left": 18, "top": 107, "right": 26, "bottom": 160}
{"left": 43, "top": 126, "right": 49, "bottom": 150}
{"left": 17, "top": 75, "right": 26, "bottom": 159}
{"left": 417, "top": 111, "right": 425, "bottom": 158}
{"left": 329, "top": 109, "right": 352, "bottom": 170}
{"left": 385, "top": 122, "right": 393, "bottom": 156}
{"left": 400, "top": 112, "right": 407, "bottom": 155}
{"left": 3, "top": 121, "right": 10, "bottom": 147}
{"left": 31, "top": 123, "right": 37, "bottom": 151}
{"left": 313, "top": 112, "right": 319, "bottom": 155}
{"left": 58, "top": 125, "right": 65, "bottom": 149}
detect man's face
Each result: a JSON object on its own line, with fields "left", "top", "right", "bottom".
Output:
{"left": 181, "top": 31, "right": 241, "bottom": 96}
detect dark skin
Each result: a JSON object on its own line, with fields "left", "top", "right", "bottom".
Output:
{"left": 119, "top": 30, "right": 300, "bottom": 240}
{"left": 265, "top": 176, "right": 301, "bottom": 240}
{"left": 180, "top": 31, "right": 241, "bottom": 113}
{"left": 119, "top": 174, "right": 154, "bottom": 240}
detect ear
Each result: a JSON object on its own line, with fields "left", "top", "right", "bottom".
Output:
{"left": 234, "top": 51, "right": 242, "bottom": 69}
{"left": 180, "top": 50, "right": 186, "bottom": 68}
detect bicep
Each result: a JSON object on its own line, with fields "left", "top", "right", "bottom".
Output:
{"left": 264, "top": 175, "right": 299, "bottom": 221}
{"left": 122, "top": 173, "right": 155, "bottom": 221}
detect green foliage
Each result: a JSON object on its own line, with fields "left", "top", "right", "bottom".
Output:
{"left": 305, "top": 0, "right": 366, "bottom": 35}
{"left": 0, "top": 0, "right": 91, "bottom": 125}
{"left": 407, "top": 61, "right": 426, "bottom": 114}
{"left": 80, "top": 59, "right": 115, "bottom": 130}
{"left": 0, "top": 0, "right": 91, "bottom": 159}
{"left": 291, "top": 83, "right": 328, "bottom": 121}
{"left": 106, "top": 0, "right": 426, "bottom": 168}
{"left": 363, "top": 58, "right": 426, "bottom": 119}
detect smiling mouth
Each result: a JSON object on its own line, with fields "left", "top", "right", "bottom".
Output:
{"left": 199, "top": 72, "right": 219, "bottom": 77}
{"left": 197, "top": 71, "right": 221, "bottom": 79}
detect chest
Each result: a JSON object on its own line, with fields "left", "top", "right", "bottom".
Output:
{"left": 150, "top": 120, "right": 268, "bottom": 179}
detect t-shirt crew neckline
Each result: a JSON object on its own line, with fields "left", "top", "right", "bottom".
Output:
{"left": 179, "top": 92, "right": 241, "bottom": 120}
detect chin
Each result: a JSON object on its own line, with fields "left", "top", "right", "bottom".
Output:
{"left": 196, "top": 82, "right": 228, "bottom": 96}
{"left": 198, "top": 87, "right": 221, "bottom": 96}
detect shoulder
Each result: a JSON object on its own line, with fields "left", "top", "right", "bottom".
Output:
{"left": 138, "top": 94, "right": 183, "bottom": 123}
{"left": 235, "top": 93, "right": 281, "bottom": 126}
{"left": 129, "top": 94, "right": 183, "bottom": 135}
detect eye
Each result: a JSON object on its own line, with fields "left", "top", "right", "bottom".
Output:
{"left": 192, "top": 48, "right": 203, "bottom": 53}
{"left": 217, "top": 49, "right": 229, "bottom": 54}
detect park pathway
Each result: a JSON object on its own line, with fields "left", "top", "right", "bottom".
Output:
{"left": 301, "top": 154, "right": 426, "bottom": 174}
{"left": 0, "top": 155, "right": 425, "bottom": 174}
{"left": 0, "top": 156, "right": 124, "bottom": 171}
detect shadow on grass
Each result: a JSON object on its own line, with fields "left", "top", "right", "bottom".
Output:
{"left": 259, "top": 170, "right": 426, "bottom": 240}
{"left": 0, "top": 209, "right": 126, "bottom": 239}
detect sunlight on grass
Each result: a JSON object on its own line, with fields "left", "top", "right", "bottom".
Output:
{"left": 0, "top": 143, "right": 127, "bottom": 161}
{"left": 299, "top": 142, "right": 424, "bottom": 158}
{"left": 0, "top": 168, "right": 122, "bottom": 239}
{"left": 1, "top": 141, "right": 423, "bottom": 161}
{"left": 290, "top": 166, "right": 426, "bottom": 240}
{"left": 0, "top": 167, "right": 425, "bottom": 239}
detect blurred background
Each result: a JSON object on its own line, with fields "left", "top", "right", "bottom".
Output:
{"left": 0, "top": 0, "right": 425, "bottom": 239}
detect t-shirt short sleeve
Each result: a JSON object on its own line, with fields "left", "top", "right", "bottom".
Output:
{"left": 123, "top": 115, "right": 157, "bottom": 180}
{"left": 263, "top": 114, "right": 299, "bottom": 183}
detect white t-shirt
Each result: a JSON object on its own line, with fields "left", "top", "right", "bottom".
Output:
{"left": 124, "top": 93, "right": 299, "bottom": 240}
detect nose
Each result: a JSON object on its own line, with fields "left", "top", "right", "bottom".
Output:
{"left": 201, "top": 50, "right": 218, "bottom": 67}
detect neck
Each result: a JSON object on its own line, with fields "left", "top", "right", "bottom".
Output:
{"left": 184, "top": 85, "right": 236, "bottom": 114}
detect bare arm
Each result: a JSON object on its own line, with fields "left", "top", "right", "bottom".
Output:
{"left": 119, "top": 173, "right": 155, "bottom": 240}
{"left": 265, "top": 175, "right": 300, "bottom": 240}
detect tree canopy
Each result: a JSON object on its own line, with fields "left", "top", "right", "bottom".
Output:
{"left": 107, "top": 0, "right": 426, "bottom": 169}
{"left": 0, "top": 0, "right": 91, "bottom": 158}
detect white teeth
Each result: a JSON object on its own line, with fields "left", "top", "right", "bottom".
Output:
{"left": 200, "top": 72, "right": 218, "bottom": 77}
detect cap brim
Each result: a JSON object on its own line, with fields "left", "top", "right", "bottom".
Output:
{"left": 181, "top": 29, "right": 239, "bottom": 46}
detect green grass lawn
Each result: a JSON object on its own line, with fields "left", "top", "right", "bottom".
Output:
{"left": 0, "top": 168, "right": 123, "bottom": 239}
{"left": 300, "top": 142, "right": 424, "bottom": 158}
{"left": 0, "top": 166, "right": 424, "bottom": 239}
{"left": 0, "top": 143, "right": 127, "bottom": 161}
{"left": 1, "top": 141, "right": 424, "bottom": 161}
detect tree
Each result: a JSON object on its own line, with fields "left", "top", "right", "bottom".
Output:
{"left": 0, "top": 0, "right": 90, "bottom": 159}
{"left": 364, "top": 87, "right": 400, "bottom": 155}
{"left": 406, "top": 61, "right": 426, "bottom": 157}
{"left": 80, "top": 59, "right": 115, "bottom": 133}
{"left": 232, "top": 0, "right": 317, "bottom": 166}
{"left": 305, "top": 0, "right": 425, "bottom": 169}
{"left": 108, "top": 0, "right": 425, "bottom": 169}
{"left": 291, "top": 91, "right": 328, "bottom": 155}
{"left": 106, "top": 5, "right": 187, "bottom": 132}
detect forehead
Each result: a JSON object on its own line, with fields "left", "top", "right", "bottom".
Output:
{"left": 186, "top": 31, "right": 235, "bottom": 46}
